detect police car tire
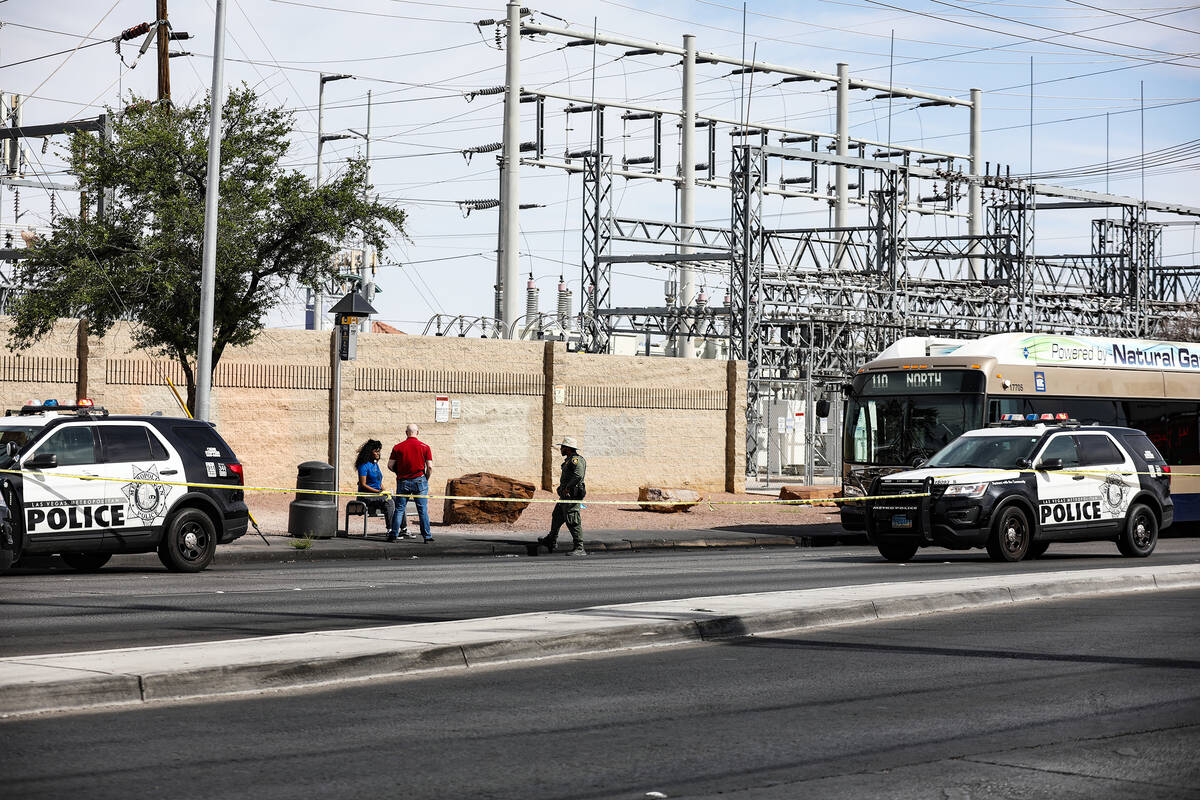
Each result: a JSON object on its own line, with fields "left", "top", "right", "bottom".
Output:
{"left": 158, "top": 509, "right": 217, "bottom": 573}
{"left": 1026, "top": 541, "right": 1050, "bottom": 559}
{"left": 60, "top": 552, "right": 112, "bottom": 572}
{"left": 1117, "top": 503, "right": 1158, "bottom": 558}
{"left": 986, "top": 506, "right": 1031, "bottom": 562}
{"left": 0, "top": 547, "right": 13, "bottom": 574}
{"left": 877, "top": 539, "right": 919, "bottom": 562}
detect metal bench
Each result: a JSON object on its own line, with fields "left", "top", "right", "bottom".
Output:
{"left": 343, "top": 499, "right": 409, "bottom": 538}
{"left": 343, "top": 499, "right": 386, "bottom": 538}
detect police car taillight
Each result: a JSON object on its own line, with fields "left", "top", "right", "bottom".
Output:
{"left": 1161, "top": 465, "right": 1171, "bottom": 474}
{"left": 228, "top": 462, "right": 244, "bottom": 484}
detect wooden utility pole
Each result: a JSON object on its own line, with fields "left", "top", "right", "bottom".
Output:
{"left": 156, "top": 0, "right": 170, "bottom": 102}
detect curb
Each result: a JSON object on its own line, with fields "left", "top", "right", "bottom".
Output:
{"left": 2, "top": 563, "right": 1197, "bottom": 717}
{"left": 195, "top": 532, "right": 869, "bottom": 566}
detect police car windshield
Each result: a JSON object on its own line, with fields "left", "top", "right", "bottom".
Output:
{"left": 0, "top": 425, "right": 43, "bottom": 451}
{"left": 925, "top": 435, "right": 1040, "bottom": 469}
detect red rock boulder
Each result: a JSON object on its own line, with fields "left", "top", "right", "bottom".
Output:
{"left": 443, "top": 473, "right": 536, "bottom": 524}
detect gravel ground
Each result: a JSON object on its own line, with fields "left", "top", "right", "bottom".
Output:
{"left": 246, "top": 487, "right": 841, "bottom": 535}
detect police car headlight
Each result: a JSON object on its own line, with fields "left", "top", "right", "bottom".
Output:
{"left": 842, "top": 484, "right": 865, "bottom": 498}
{"left": 943, "top": 482, "right": 989, "bottom": 498}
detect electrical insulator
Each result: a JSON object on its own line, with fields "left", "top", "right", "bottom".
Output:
{"left": 525, "top": 276, "right": 539, "bottom": 320}
{"left": 119, "top": 21, "right": 153, "bottom": 41}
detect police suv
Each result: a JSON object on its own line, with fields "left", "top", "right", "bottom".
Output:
{"left": 0, "top": 401, "right": 249, "bottom": 574}
{"left": 864, "top": 416, "right": 1172, "bottom": 562}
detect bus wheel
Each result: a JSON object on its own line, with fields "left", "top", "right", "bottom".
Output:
{"left": 158, "top": 509, "right": 217, "bottom": 573}
{"left": 1026, "top": 541, "right": 1050, "bottom": 559}
{"left": 877, "top": 539, "right": 919, "bottom": 562}
{"left": 987, "top": 507, "right": 1030, "bottom": 562}
{"left": 1117, "top": 504, "right": 1157, "bottom": 558}
{"left": 60, "top": 552, "right": 112, "bottom": 572}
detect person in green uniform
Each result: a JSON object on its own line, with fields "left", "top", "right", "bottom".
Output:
{"left": 538, "top": 436, "right": 587, "bottom": 556}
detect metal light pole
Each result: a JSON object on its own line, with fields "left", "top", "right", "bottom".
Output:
{"left": 195, "top": 0, "right": 226, "bottom": 422}
{"left": 312, "top": 72, "right": 353, "bottom": 331}
{"left": 497, "top": 0, "right": 522, "bottom": 335}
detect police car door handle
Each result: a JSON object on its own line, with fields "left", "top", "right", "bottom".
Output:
{"left": 160, "top": 469, "right": 178, "bottom": 475}
{"left": 1072, "top": 474, "right": 1086, "bottom": 480}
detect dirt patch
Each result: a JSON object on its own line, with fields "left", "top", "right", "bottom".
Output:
{"left": 246, "top": 489, "right": 841, "bottom": 535}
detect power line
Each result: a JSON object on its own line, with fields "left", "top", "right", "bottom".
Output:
{"left": 0, "top": 39, "right": 110, "bottom": 70}
{"left": 858, "top": 0, "right": 1200, "bottom": 68}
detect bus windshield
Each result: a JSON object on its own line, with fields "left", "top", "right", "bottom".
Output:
{"left": 925, "top": 435, "right": 1040, "bottom": 470}
{"left": 844, "top": 369, "right": 986, "bottom": 467}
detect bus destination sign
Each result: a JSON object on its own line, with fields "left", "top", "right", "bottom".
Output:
{"left": 860, "top": 370, "right": 983, "bottom": 395}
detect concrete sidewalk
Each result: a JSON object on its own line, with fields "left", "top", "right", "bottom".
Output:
{"left": 3, "top": 563, "right": 1197, "bottom": 717}
{"left": 146, "top": 520, "right": 865, "bottom": 568}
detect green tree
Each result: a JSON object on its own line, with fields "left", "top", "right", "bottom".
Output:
{"left": 8, "top": 87, "right": 405, "bottom": 412}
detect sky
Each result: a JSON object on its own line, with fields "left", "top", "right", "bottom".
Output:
{"left": 2, "top": 0, "right": 1198, "bottom": 334}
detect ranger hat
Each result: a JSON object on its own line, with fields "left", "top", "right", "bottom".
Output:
{"left": 556, "top": 435, "right": 581, "bottom": 453}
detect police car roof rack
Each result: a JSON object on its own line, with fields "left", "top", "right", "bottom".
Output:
{"left": 6, "top": 404, "right": 109, "bottom": 417}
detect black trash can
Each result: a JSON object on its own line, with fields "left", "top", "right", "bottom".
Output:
{"left": 288, "top": 461, "right": 337, "bottom": 539}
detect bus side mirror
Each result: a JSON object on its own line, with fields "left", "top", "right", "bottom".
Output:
{"left": 1038, "top": 457, "right": 1064, "bottom": 471}
{"left": 816, "top": 398, "right": 831, "bottom": 418}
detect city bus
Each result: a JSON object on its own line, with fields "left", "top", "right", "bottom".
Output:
{"left": 840, "top": 332, "right": 1200, "bottom": 529}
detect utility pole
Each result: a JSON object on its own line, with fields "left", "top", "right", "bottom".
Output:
{"left": 497, "top": 0, "right": 522, "bottom": 336}
{"left": 195, "top": 0, "right": 227, "bottom": 422}
{"left": 312, "top": 72, "right": 353, "bottom": 331}
{"left": 156, "top": 0, "right": 171, "bottom": 102}
{"left": 348, "top": 90, "right": 373, "bottom": 332}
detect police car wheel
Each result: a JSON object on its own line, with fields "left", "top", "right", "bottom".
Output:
{"left": 1117, "top": 504, "right": 1158, "bottom": 558}
{"left": 60, "top": 552, "right": 112, "bottom": 572}
{"left": 1026, "top": 541, "right": 1050, "bottom": 559}
{"left": 986, "top": 506, "right": 1031, "bottom": 562}
{"left": 158, "top": 509, "right": 217, "bottom": 573}
{"left": 877, "top": 539, "right": 919, "bottom": 562}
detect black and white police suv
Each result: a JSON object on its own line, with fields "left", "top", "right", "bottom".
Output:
{"left": 864, "top": 416, "right": 1173, "bottom": 563}
{"left": 0, "top": 401, "right": 249, "bottom": 574}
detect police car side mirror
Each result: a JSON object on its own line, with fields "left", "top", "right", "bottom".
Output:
{"left": 1015, "top": 457, "right": 1032, "bottom": 470}
{"left": 1038, "top": 457, "right": 1064, "bottom": 471}
{"left": 25, "top": 452, "right": 57, "bottom": 470}
{"left": 4, "top": 441, "right": 15, "bottom": 458}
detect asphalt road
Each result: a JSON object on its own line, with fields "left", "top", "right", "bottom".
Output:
{"left": 4, "top": 540, "right": 1200, "bottom": 656}
{"left": 6, "top": 589, "right": 1197, "bottom": 799}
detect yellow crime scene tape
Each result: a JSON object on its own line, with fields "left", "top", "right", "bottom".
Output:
{"left": 0, "top": 465, "right": 1192, "bottom": 512}
{"left": 0, "top": 467, "right": 930, "bottom": 506}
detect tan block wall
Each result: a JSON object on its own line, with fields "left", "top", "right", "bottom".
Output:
{"left": 0, "top": 319, "right": 745, "bottom": 495}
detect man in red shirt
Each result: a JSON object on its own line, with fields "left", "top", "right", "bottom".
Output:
{"left": 387, "top": 423, "right": 434, "bottom": 542}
